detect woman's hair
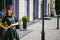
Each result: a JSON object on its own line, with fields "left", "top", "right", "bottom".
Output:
{"left": 6, "top": 5, "right": 14, "bottom": 16}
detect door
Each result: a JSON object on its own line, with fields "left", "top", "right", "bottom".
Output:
{"left": 33, "top": 0, "right": 38, "bottom": 20}
{"left": 12, "top": 0, "right": 19, "bottom": 19}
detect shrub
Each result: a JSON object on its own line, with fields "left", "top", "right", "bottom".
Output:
{"left": 22, "top": 16, "right": 28, "bottom": 22}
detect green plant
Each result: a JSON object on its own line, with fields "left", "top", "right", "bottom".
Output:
{"left": 0, "top": 18, "right": 2, "bottom": 22}
{"left": 22, "top": 16, "right": 28, "bottom": 22}
{"left": 0, "top": 18, "right": 8, "bottom": 27}
{"left": 4, "top": 21, "right": 8, "bottom": 27}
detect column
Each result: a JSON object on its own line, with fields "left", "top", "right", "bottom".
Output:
{"left": 29, "top": 0, "right": 33, "bottom": 21}
{"left": 38, "top": 0, "right": 42, "bottom": 18}
{"left": 19, "top": 0, "right": 25, "bottom": 20}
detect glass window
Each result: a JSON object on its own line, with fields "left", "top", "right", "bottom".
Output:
{"left": 0, "top": 0, "right": 4, "bottom": 12}
{"left": 0, "top": 0, "right": 12, "bottom": 17}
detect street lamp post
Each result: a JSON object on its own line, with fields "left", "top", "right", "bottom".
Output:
{"left": 55, "top": 0, "right": 60, "bottom": 29}
{"left": 57, "top": 16, "right": 59, "bottom": 29}
{"left": 41, "top": 0, "right": 45, "bottom": 40}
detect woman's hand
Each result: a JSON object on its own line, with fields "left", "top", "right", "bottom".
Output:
{"left": 8, "top": 24, "right": 13, "bottom": 28}
{"left": 7, "top": 22, "right": 19, "bottom": 28}
{"left": 4, "top": 27, "right": 8, "bottom": 30}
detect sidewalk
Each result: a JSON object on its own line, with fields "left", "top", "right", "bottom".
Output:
{"left": 18, "top": 18, "right": 60, "bottom": 40}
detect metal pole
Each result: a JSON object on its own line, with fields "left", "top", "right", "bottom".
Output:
{"left": 57, "top": 16, "right": 59, "bottom": 29}
{"left": 41, "top": 0, "right": 45, "bottom": 40}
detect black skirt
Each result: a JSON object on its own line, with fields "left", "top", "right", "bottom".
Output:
{"left": 1, "top": 27, "right": 19, "bottom": 40}
{"left": 0, "top": 28, "right": 2, "bottom": 40}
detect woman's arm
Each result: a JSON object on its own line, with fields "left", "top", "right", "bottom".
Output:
{"left": 0, "top": 22, "right": 8, "bottom": 30}
{"left": 11, "top": 22, "right": 19, "bottom": 26}
{"left": 8, "top": 16, "right": 19, "bottom": 28}
{"left": 8, "top": 22, "right": 19, "bottom": 28}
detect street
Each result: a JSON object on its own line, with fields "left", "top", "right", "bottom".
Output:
{"left": 17, "top": 18, "right": 60, "bottom": 40}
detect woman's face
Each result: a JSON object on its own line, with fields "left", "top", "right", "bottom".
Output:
{"left": 8, "top": 9, "right": 13, "bottom": 16}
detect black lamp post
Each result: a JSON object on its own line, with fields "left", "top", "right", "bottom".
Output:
{"left": 57, "top": 16, "right": 59, "bottom": 29}
{"left": 55, "top": 0, "right": 60, "bottom": 29}
{"left": 41, "top": 0, "right": 45, "bottom": 40}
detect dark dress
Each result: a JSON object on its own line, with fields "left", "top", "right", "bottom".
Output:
{"left": 1, "top": 16, "right": 19, "bottom": 40}
{"left": 0, "top": 27, "right": 3, "bottom": 40}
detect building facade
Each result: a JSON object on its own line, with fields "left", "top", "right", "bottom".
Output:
{"left": 19, "top": 0, "right": 56, "bottom": 21}
{"left": 19, "top": 0, "right": 43, "bottom": 21}
{"left": 0, "top": 0, "right": 56, "bottom": 21}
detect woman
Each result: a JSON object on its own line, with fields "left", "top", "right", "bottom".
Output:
{"left": 1, "top": 5, "right": 19, "bottom": 40}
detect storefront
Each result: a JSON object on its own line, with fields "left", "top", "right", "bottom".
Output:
{"left": 0, "top": 0, "right": 19, "bottom": 19}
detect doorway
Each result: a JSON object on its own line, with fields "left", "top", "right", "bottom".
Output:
{"left": 33, "top": 0, "right": 38, "bottom": 20}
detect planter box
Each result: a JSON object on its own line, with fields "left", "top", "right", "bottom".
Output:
{"left": 23, "top": 21, "right": 27, "bottom": 29}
